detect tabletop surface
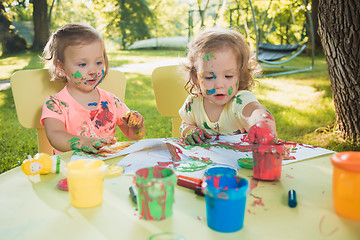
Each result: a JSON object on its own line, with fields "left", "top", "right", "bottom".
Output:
{"left": 1, "top": 151, "right": 360, "bottom": 240}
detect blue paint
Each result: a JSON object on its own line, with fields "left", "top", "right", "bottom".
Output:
{"left": 206, "top": 88, "right": 216, "bottom": 95}
{"left": 94, "top": 69, "right": 105, "bottom": 89}
{"left": 210, "top": 72, "right": 217, "bottom": 79}
{"left": 88, "top": 102, "right": 97, "bottom": 107}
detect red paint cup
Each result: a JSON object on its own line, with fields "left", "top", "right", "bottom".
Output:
{"left": 252, "top": 144, "right": 284, "bottom": 180}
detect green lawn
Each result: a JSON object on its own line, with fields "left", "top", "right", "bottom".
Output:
{"left": 0, "top": 49, "right": 358, "bottom": 174}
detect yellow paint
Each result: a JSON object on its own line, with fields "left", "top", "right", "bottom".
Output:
{"left": 105, "top": 164, "right": 124, "bottom": 177}
{"left": 66, "top": 159, "right": 106, "bottom": 208}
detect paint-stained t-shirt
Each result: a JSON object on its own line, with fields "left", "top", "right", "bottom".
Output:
{"left": 179, "top": 90, "right": 259, "bottom": 135}
{"left": 41, "top": 86, "right": 129, "bottom": 139}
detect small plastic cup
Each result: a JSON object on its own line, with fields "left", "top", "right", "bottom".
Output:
{"left": 204, "top": 175, "right": 249, "bottom": 232}
{"left": 252, "top": 144, "right": 284, "bottom": 180}
{"left": 135, "top": 166, "right": 177, "bottom": 220}
{"left": 205, "top": 166, "right": 237, "bottom": 177}
{"left": 66, "top": 159, "right": 106, "bottom": 208}
{"left": 331, "top": 152, "right": 360, "bottom": 221}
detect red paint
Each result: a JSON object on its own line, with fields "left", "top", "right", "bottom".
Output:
{"left": 249, "top": 178, "right": 259, "bottom": 191}
{"left": 319, "top": 215, "right": 339, "bottom": 236}
{"left": 285, "top": 174, "right": 294, "bottom": 179}
{"left": 248, "top": 121, "right": 276, "bottom": 145}
{"left": 252, "top": 144, "right": 284, "bottom": 180}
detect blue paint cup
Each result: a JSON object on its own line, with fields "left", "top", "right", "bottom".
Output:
{"left": 205, "top": 166, "right": 237, "bottom": 177}
{"left": 204, "top": 175, "right": 249, "bottom": 233}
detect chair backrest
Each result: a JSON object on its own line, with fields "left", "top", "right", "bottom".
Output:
{"left": 10, "top": 69, "right": 126, "bottom": 155}
{"left": 152, "top": 65, "right": 188, "bottom": 137}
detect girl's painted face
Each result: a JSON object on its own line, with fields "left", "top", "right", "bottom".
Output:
{"left": 59, "top": 40, "right": 105, "bottom": 93}
{"left": 196, "top": 47, "right": 239, "bottom": 106}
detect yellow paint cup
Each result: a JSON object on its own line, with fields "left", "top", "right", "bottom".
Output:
{"left": 331, "top": 152, "right": 360, "bottom": 220}
{"left": 66, "top": 159, "right": 106, "bottom": 208}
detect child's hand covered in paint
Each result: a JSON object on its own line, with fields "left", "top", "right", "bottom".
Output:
{"left": 248, "top": 121, "right": 277, "bottom": 145}
{"left": 184, "top": 128, "right": 212, "bottom": 145}
{"left": 67, "top": 137, "right": 117, "bottom": 153}
{"left": 121, "top": 110, "right": 144, "bottom": 129}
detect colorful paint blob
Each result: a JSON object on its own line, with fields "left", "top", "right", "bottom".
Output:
{"left": 203, "top": 53, "right": 214, "bottom": 61}
{"left": 228, "top": 86, "right": 233, "bottom": 95}
{"left": 135, "top": 166, "right": 177, "bottom": 220}
{"left": 206, "top": 88, "right": 216, "bottom": 95}
{"left": 210, "top": 72, "right": 217, "bottom": 79}
{"left": 72, "top": 71, "right": 83, "bottom": 79}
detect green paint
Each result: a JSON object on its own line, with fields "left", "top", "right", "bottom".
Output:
{"left": 234, "top": 95, "right": 243, "bottom": 104}
{"left": 203, "top": 53, "right": 214, "bottom": 61}
{"left": 135, "top": 167, "right": 177, "bottom": 220}
{"left": 72, "top": 71, "right": 83, "bottom": 79}
{"left": 75, "top": 82, "right": 81, "bottom": 85}
{"left": 203, "top": 122, "right": 211, "bottom": 129}
{"left": 175, "top": 158, "right": 211, "bottom": 172}
{"left": 46, "top": 96, "right": 68, "bottom": 114}
{"left": 68, "top": 137, "right": 80, "bottom": 150}
{"left": 228, "top": 86, "right": 233, "bottom": 95}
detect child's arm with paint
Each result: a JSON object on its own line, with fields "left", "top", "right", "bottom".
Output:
{"left": 118, "top": 110, "right": 146, "bottom": 140}
{"left": 242, "top": 101, "right": 277, "bottom": 144}
{"left": 43, "top": 118, "right": 116, "bottom": 153}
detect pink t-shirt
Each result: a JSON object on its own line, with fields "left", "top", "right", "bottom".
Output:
{"left": 41, "top": 86, "right": 129, "bottom": 139}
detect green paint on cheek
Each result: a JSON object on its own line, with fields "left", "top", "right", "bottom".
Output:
{"left": 72, "top": 71, "right": 83, "bottom": 79}
{"left": 75, "top": 82, "right": 81, "bottom": 85}
{"left": 228, "top": 86, "right": 233, "bottom": 95}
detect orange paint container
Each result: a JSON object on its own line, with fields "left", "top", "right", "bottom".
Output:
{"left": 330, "top": 152, "right": 360, "bottom": 220}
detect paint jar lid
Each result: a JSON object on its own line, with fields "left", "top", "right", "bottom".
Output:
{"left": 331, "top": 152, "right": 360, "bottom": 173}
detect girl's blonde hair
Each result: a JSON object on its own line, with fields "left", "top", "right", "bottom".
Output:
{"left": 42, "top": 23, "right": 109, "bottom": 82}
{"left": 184, "top": 27, "right": 261, "bottom": 96}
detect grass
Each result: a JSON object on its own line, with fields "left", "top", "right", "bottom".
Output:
{"left": 0, "top": 49, "right": 358, "bottom": 174}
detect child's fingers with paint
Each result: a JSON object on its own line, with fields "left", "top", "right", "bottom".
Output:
{"left": 68, "top": 137, "right": 99, "bottom": 153}
{"left": 185, "top": 128, "right": 211, "bottom": 145}
{"left": 122, "top": 111, "right": 144, "bottom": 128}
{"left": 99, "top": 137, "right": 117, "bottom": 146}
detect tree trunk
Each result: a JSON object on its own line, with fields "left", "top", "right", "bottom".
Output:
{"left": 311, "top": 0, "right": 322, "bottom": 52}
{"left": 318, "top": 0, "right": 360, "bottom": 141}
{"left": 32, "top": 0, "right": 49, "bottom": 50}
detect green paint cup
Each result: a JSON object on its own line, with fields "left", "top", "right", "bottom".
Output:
{"left": 135, "top": 166, "right": 177, "bottom": 220}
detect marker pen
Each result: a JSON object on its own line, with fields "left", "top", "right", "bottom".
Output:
{"left": 288, "top": 189, "right": 297, "bottom": 208}
{"left": 129, "top": 185, "right": 137, "bottom": 204}
{"left": 177, "top": 175, "right": 202, "bottom": 190}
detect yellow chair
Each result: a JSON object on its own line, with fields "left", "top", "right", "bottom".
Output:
{"left": 152, "top": 65, "right": 188, "bottom": 137}
{"left": 10, "top": 69, "right": 126, "bottom": 155}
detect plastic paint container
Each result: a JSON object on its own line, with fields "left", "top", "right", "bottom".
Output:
{"left": 66, "top": 159, "right": 106, "bottom": 208}
{"left": 252, "top": 144, "right": 284, "bottom": 180}
{"left": 204, "top": 167, "right": 237, "bottom": 177}
{"left": 135, "top": 166, "right": 177, "bottom": 220}
{"left": 204, "top": 175, "right": 249, "bottom": 232}
{"left": 331, "top": 152, "right": 360, "bottom": 221}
